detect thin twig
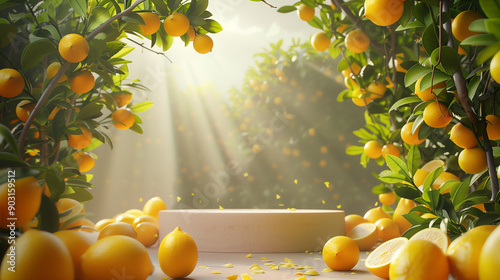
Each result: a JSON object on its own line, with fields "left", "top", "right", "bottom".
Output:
{"left": 260, "top": 0, "right": 276, "bottom": 8}
{"left": 125, "top": 37, "right": 173, "bottom": 63}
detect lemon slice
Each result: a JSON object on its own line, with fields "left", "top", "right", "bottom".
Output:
{"left": 347, "top": 222, "right": 379, "bottom": 251}
{"left": 422, "top": 159, "right": 445, "bottom": 172}
{"left": 365, "top": 237, "right": 408, "bottom": 279}
{"left": 409, "top": 227, "right": 450, "bottom": 253}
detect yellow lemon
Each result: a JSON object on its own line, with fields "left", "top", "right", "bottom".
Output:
{"left": 322, "top": 235, "right": 360, "bottom": 271}
{"left": 81, "top": 235, "right": 154, "bottom": 280}
{"left": 158, "top": 227, "right": 198, "bottom": 278}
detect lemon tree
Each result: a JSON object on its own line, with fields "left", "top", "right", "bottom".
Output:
{"left": 270, "top": 0, "right": 500, "bottom": 238}
{"left": 0, "top": 0, "right": 222, "bottom": 261}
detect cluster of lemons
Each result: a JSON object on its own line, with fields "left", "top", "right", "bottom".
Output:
{"left": 139, "top": 11, "right": 213, "bottom": 54}
{"left": 0, "top": 195, "right": 198, "bottom": 280}
{"left": 322, "top": 193, "right": 500, "bottom": 280}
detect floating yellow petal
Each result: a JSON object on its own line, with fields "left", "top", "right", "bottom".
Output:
{"left": 374, "top": 201, "right": 378, "bottom": 206}
{"left": 222, "top": 263, "right": 233, "bottom": 268}
{"left": 219, "top": 205, "right": 224, "bottom": 209}
{"left": 295, "top": 276, "right": 307, "bottom": 280}
{"left": 305, "top": 265, "right": 314, "bottom": 269}
{"left": 139, "top": 197, "right": 143, "bottom": 202}
{"left": 337, "top": 204, "right": 342, "bottom": 209}
{"left": 304, "top": 270, "right": 320, "bottom": 276}
{"left": 324, "top": 181, "right": 330, "bottom": 187}
{"left": 212, "top": 270, "right": 221, "bottom": 274}
{"left": 294, "top": 179, "right": 298, "bottom": 184}
{"left": 241, "top": 273, "right": 254, "bottom": 280}
{"left": 177, "top": 196, "right": 181, "bottom": 202}
{"left": 226, "top": 275, "right": 238, "bottom": 280}
{"left": 246, "top": 253, "right": 252, "bottom": 258}
{"left": 243, "top": 172, "right": 248, "bottom": 177}
{"left": 270, "top": 265, "right": 280, "bottom": 270}
{"left": 322, "top": 268, "right": 334, "bottom": 272}
{"left": 284, "top": 257, "right": 293, "bottom": 263}
{"left": 322, "top": 200, "right": 325, "bottom": 204}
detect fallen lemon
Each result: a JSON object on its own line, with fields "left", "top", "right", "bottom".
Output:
{"left": 447, "top": 225, "right": 496, "bottom": 280}
{"left": 322, "top": 235, "right": 359, "bottom": 271}
{"left": 81, "top": 235, "right": 154, "bottom": 280}
{"left": 158, "top": 227, "right": 198, "bottom": 278}
{"left": 479, "top": 225, "right": 500, "bottom": 280}
{"left": 365, "top": 237, "right": 408, "bottom": 279}
{"left": 347, "top": 222, "right": 379, "bottom": 251}
{"left": 409, "top": 227, "right": 450, "bottom": 253}
{"left": 389, "top": 239, "right": 449, "bottom": 280}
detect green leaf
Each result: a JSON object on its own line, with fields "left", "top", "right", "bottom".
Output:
{"left": 0, "top": 123, "right": 20, "bottom": 157}
{"left": 307, "top": 16, "right": 323, "bottom": 30}
{"left": 278, "top": 5, "right": 297, "bottom": 13}
{"left": 405, "top": 64, "right": 431, "bottom": 86}
{"left": 396, "top": 20, "right": 425, "bottom": 31}
{"left": 61, "top": 187, "right": 93, "bottom": 202}
{"left": 79, "top": 102, "right": 104, "bottom": 119}
{"left": 379, "top": 172, "right": 407, "bottom": 184}
{"left": 389, "top": 96, "right": 422, "bottom": 112}
{"left": 403, "top": 212, "right": 427, "bottom": 225}
{"left": 386, "top": 154, "right": 410, "bottom": 177}
{"left": 346, "top": 145, "right": 364, "bottom": 155}
{"left": 460, "top": 34, "right": 497, "bottom": 46}
{"left": 353, "top": 128, "right": 375, "bottom": 140}
{"left": 399, "top": 0, "right": 414, "bottom": 26}
{"left": 422, "top": 24, "right": 440, "bottom": 55}
{"left": 129, "top": 122, "right": 144, "bottom": 134}
{"left": 371, "top": 184, "right": 393, "bottom": 195}
{"left": 0, "top": 23, "right": 18, "bottom": 47}
{"left": 153, "top": 0, "right": 171, "bottom": 15}
{"left": 469, "top": 19, "right": 488, "bottom": 33}
{"left": 485, "top": 18, "right": 500, "bottom": 40}
{"left": 68, "top": 0, "right": 87, "bottom": 17}
{"left": 407, "top": 145, "right": 420, "bottom": 177}
{"left": 431, "top": 46, "right": 458, "bottom": 76}
{"left": 419, "top": 70, "right": 450, "bottom": 92}
{"left": 21, "top": 38, "right": 57, "bottom": 69}
{"left": 394, "top": 185, "right": 422, "bottom": 200}
{"left": 45, "top": 165, "right": 66, "bottom": 201}
{"left": 0, "top": 153, "right": 28, "bottom": 168}
{"left": 202, "top": 19, "right": 223, "bottom": 33}
{"left": 37, "top": 195, "right": 60, "bottom": 233}
{"left": 129, "top": 101, "right": 154, "bottom": 113}
{"left": 88, "top": 6, "right": 111, "bottom": 33}
{"left": 187, "top": 0, "right": 208, "bottom": 17}
{"left": 480, "top": 0, "right": 500, "bottom": 19}
{"left": 477, "top": 42, "right": 500, "bottom": 64}
{"left": 423, "top": 165, "right": 443, "bottom": 190}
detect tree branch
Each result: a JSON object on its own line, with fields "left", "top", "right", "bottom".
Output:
{"left": 443, "top": 0, "right": 478, "bottom": 125}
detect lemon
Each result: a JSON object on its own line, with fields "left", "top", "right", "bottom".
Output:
{"left": 345, "top": 214, "right": 369, "bottom": 234}
{"left": 143, "top": 196, "right": 167, "bottom": 219}
{"left": 346, "top": 222, "right": 379, "bottom": 251}
{"left": 409, "top": 227, "right": 450, "bottom": 253}
{"left": 0, "top": 229, "right": 74, "bottom": 280}
{"left": 479, "top": 225, "right": 500, "bottom": 280}
{"left": 363, "top": 206, "right": 391, "bottom": 223}
{"left": 97, "top": 222, "right": 137, "bottom": 240}
{"left": 365, "top": 237, "right": 408, "bottom": 279}
{"left": 158, "top": 227, "right": 198, "bottom": 278}
{"left": 54, "top": 230, "right": 95, "bottom": 280}
{"left": 322, "top": 235, "right": 360, "bottom": 271}
{"left": 448, "top": 225, "right": 496, "bottom": 280}
{"left": 390, "top": 239, "right": 449, "bottom": 280}
{"left": 81, "top": 235, "right": 154, "bottom": 280}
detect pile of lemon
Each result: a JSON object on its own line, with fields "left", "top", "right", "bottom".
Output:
{"left": 0, "top": 196, "right": 199, "bottom": 280}
{"left": 322, "top": 193, "right": 500, "bottom": 280}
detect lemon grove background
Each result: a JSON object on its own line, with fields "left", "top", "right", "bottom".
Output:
{"left": 85, "top": 0, "right": 382, "bottom": 220}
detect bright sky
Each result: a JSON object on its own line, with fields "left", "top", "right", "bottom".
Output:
{"left": 128, "top": 0, "right": 318, "bottom": 95}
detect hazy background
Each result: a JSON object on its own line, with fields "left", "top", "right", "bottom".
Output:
{"left": 86, "top": 0, "right": 381, "bottom": 220}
